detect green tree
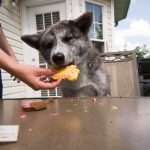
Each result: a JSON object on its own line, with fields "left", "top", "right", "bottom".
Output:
{"left": 134, "top": 45, "right": 150, "bottom": 59}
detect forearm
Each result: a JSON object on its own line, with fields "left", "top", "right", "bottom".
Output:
{"left": 0, "top": 24, "right": 16, "bottom": 59}
{"left": 0, "top": 49, "right": 19, "bottom": 75}
{"left": 0, "top": 49, "right": 62, "bottom": 90}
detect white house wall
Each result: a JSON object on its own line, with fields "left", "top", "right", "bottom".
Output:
{"left": 22, "top": 0, "right": 114, "bottom": 53}
{"left": 0, "top": 3, "right": 25, "bottom": 98}
{"left": 65, "top": 0, "right": 82, "bottom": 19}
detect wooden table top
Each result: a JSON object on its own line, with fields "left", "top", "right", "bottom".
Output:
{"left": 0, "top": 97, "right": 150, "bottom": 150}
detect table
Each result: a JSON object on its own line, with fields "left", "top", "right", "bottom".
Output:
{"left": 0, "top": 97, "right": 150, "bottom": 150}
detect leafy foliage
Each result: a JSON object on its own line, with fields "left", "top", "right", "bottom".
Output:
{"left": 134, "top": 45, "right": 150, "bottom": 59}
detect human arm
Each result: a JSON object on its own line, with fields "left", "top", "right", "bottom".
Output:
{"left": 0, "top": 49, "right": 62, "bottom": 90}
{"left": 0, "top": 23, "right": 20, "bottom": 82}
{"left": 0, "top": 24, "right": 17, "bottom": 61}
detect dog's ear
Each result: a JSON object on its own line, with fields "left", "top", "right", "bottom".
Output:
{"left": 21, "top": 34, "right": 41, "bottom": 50}
{"left": 70, "top": 11, "right": 93, "bottom": 34}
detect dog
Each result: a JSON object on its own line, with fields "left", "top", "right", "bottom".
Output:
{"left": 21, "top": 12, "right": 110, "bottom": 97}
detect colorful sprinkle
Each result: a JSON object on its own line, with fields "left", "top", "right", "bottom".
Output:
{"left": 29, "top": 128, "right": 32, "bottom": 132}
{"left": 21, "top": 103, "right": 31, "bottom": 109}
{"left": 83, "top": 107, "right": 88, "bottom": 109}
{"left": 71, "top": 99, "right": 74, "bottom": 102}
{"left": 111, "top": 106, "right": 118, "bottom": 110}
{"left": 66, "top": 109, "right": 72, "bottom": 112}
{"left": 91, "top": 97, "right": 97, "bottom": 103}
{"left": 48, "top": 98, "right": 54, "bottom": 103}
{"left": 84, "top": 110, "right": 88, "bottom": 113}
{"left": 20, "top": 114, "right": 28, "bottom": 119}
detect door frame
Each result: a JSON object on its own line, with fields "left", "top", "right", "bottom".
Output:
{"left": 21, "top": 0, "right": 66, "bottom": 98}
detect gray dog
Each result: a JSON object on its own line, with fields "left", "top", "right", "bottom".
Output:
{"left": 21, "top": 12, "right": 110, "bottom": 97}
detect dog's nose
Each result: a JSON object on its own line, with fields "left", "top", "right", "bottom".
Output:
{"left": 52, "top": 52, "right": 65, "bottom": 65}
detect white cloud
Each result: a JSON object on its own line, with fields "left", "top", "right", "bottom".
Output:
{"left": 114, "top": 19, "right": 150, "bottom": 51}
{"left": 123, "top": 19, "right": 150, "bottom": 37}
{"left": 131, "top": 0, "right": 136, "bottom": 4}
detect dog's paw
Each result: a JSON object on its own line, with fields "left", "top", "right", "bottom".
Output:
{"left": 52, "top": 65, "right": 80, "bottom": 81}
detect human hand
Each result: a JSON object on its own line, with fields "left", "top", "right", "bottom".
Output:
{"left": 12, "top": 64, "right": 62, "bottom": 90}
{"left": 10, "top": 75, "right": 21, "bottom": 83}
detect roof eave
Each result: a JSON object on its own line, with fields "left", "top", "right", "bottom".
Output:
{"left": 114, "top": 0, "right": 131, "bottom": 25}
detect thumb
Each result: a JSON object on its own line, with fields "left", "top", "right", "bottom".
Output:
{"left": 39, "top": 68, "right": 57, "bottom": 76}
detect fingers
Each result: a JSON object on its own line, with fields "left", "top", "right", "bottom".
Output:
{"left": 39, "top": 76, "right": 48, "bottom": 81}
{"left": 39, "top": 68, "right": 57, "bottom": 76}
{"left": 17, "top": 79, "right": 21, "bottom": 83}
{"left": 13, "top": 77, "right": 17, "bottom": 81}
{"left": 11, "top": 75, "right": 17, "bottom": 81}
{"left": 36, "top": 78, "right": 62, "bottom": 90}
{"left": 10, "top": 75, "right": 21, "bottom": 83}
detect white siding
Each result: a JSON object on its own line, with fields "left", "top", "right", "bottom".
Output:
{"left": 105, "top": 0, "right": 114, "bottom": 52}
{"left": 66, "top": 0, "right": 81, "bottom": 19}
{"left": 0, "top": 3, "right": 25, "bottom": 98}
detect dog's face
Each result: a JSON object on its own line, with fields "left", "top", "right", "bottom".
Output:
{"left": 21, "top": 12, "right": 93, "bottom": 68}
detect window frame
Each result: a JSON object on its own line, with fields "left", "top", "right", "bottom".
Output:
{"left": 84, "top": 0, "right": 106, "bottom": 52}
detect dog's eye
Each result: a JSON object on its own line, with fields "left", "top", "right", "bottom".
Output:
{"left": 63, "top": 36, "right": 72, "bottom": 42}
{"left": 45, "top": 42, "right": 53, "bottom": 49}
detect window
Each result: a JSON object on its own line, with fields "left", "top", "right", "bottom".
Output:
{"left": 36, "top": 12, "right": 60, "bottom": 32}
{"left": 85, "top": 2, "right": 104, "bottom": 52}
{"left": 36, "top": 12, "right": 62, "bottom": 97}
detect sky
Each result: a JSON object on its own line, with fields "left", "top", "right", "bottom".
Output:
{"left": 114, "top": 0, "right": 150, "bottom": 51}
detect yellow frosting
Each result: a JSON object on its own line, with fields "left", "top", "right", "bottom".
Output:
{"left": 52, "top": 65, "right": 80, "bottom": 81}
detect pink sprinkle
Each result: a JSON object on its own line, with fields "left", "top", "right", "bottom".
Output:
{"left": 21, "top": 103, "right": 31, "bottom": 109}
{"left": 21, "top": 102, "right": 31, "bottom": 108}
{"left": 63, "top": 72, "right": 67, "bottom": 79}
{"left": 68, "top": 73, "right": 74, "bottom": 78}
{"left": 91, "top": 97, "right": 97, "bottom": 103}
{"left": 49, "top": 112, "right": 60, "bottom": 117}
{"left": 20, "top": 114, "right": 28, "bottom": 119}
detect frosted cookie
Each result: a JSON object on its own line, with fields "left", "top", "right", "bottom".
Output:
{"left": 52, "top": 65, "right": 80, "bottom": 81}
{"left": 21, "top": 102, "right": 48, "bottom": 111}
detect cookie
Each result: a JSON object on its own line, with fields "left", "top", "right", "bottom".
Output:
{"left": 52, "top": 65, "right": 80, "bottom": 81}
{"left": 30, "top": 102, "right": 48, "bottom": 110}
{"left": 21, "top": 101, "right": 48, "bottom": 111}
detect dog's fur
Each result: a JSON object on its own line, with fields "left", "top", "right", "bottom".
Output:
{"left": 21, "top": 12, "right": 110, "bottom": 97}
